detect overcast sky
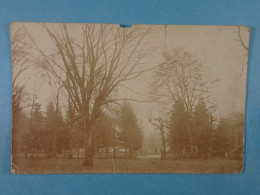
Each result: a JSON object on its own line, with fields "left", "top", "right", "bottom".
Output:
{"left": 11, "top": 23, "right": 250, "bottom": 136}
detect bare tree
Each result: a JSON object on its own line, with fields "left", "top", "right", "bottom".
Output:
{"left": 11, "top": 25, "right": 43, "bottom": 135}
{"left": 236, "top": 26, "right": 249, "bottom": 52}
{"left": 11, "top": 26, "right": 31, "bottom": 115}
{"left": 200, "top": 25, "right": 250, "bottom": 75}
{"left": 25, "top": 23, "right": 152, "bottom": 163}
{"left": 50, "top": 82, "right": 63, "bottom": 157}
{"left": 236, "top": 26, "right": 250, "bottom": 75}
{"left": 11, "top": 27, "right": 32, "bottom": 160}
{"left": 148, "top": 111, "right": 168, "bottom": 159}
{"left": 151, "top": 48, "right": 207, "bottom": 117}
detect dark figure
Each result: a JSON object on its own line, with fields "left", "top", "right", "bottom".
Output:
{"left": 83, "top": 145, "right": 95, "bottom": 166}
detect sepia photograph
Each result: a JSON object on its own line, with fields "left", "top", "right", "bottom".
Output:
{"left": 11, "top": 22, "right": 250, "bottom": 174}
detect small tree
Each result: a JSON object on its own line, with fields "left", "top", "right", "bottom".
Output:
{"left": 117, "top": 102, "right": 143, "bottom": 158}
{"left": 148, "top": 116, "right": 168, "bottom": 160}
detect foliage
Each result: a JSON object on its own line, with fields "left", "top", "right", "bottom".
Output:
{"left": 12, "top": 111, "right": 30, "bottom": 153}
{"left": 213, "top": 113, "right": 244, "bottom": 158}
{"left": 168, "top": 100, "right": 190, "bottom": 157}
{"left": 117, "top": 102, "right": 143, "bottom": 157}
{"left": 190, "top": 100, "right": 211, "bottom": 158}
{"left": 23, "top": 103, "right": 45, "bottom": 153}
{"left": 45, "top": 101, "right": 69, "bottom": 155}
{"left": 213, "top": 119, "right": 233, "bottom": 154}
{"left": 92, "top": 114, "right": 116, "bottom": 148}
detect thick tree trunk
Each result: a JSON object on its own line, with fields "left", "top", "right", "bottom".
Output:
{"left": 83, "top": 140, "right": 94, "bottom": 166}
{"left": 83, "top": 118, "right": 95, "bottom": 166}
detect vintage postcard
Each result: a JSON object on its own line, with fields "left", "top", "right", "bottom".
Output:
{"left": 11, "top": 23, "right": 250, "bottom": 174}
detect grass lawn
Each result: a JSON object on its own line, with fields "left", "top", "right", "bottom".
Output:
{"left": 12, "top": 157, "right": 243, "bottom": 174}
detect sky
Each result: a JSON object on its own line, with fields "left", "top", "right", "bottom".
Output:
{"left": 11, "top": 23, "right": 250, "bottom": 136}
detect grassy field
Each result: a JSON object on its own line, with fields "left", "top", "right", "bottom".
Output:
{"left": 12, "top": 157, "right": 243, "bottom": 174}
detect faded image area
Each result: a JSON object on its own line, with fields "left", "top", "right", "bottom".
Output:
{"left": 11, "top": 23, "right": 249, "bottom": 174}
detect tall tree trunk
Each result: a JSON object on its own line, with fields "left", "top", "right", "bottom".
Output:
{"left": 83, "top": 117, "right": 95, "bottom": 166}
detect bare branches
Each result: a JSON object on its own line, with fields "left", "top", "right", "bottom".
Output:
{"left": 11, "top": 25, "right": 34, "bottom": 114}
{"left": 150, "top": 48, "right": 207, "bottom": 116}
{"left": 148, "top": 116, "right": 168, "bottom": 159}
{"left": 25, "top": 23, "right": 153, "bottom": 142}
{"left": 199, "top": 26, "right": 250, "bottom": 76}
{"left": 199, "top": 25, "right": 249, "bottom": 53}
{"left": 237, "top": 26, "right": 249, "bottom": 52}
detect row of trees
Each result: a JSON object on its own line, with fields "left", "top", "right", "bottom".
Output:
{"left": 13, "top": 100, "right": 143, "bottom": 159}
{"left": 13, "top": 102, "right": 69, "bottom": 157}
{"left": 12, "top": 24, "right": 247, "bottom": 163}
{"left": 147, "top": 48, "right": 245, "bottom": 159}
{"left": 168, "top": 100, "right": 244, "bottom": 159}
{"left": 12, "top": 23, "right": 150, "bottom": 163}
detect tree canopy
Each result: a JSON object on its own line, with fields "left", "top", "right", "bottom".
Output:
{"left": 151, "top": 48, "right": 207, "bottom": 116}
